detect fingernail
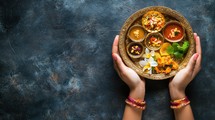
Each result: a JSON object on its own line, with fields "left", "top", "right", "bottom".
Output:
{"left": 197, "top": 36, "right": 200, "bottom": 40}
{"left": 194, "top": 33, "right": 197, "bottom": 36}
{"left": 194, "top": 53, "right": 199, "bottom": 60}
{"left": 115, "top": 35, "right": 119, "bottom": 39}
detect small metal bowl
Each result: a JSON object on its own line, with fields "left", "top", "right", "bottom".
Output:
{"left": 126, "top": 42, "right": 144, "bottom": 59}
{"left": 163, "top": 21, "right": 185, "bottom": 42}
{"left": 128, "top": 25, "right": 146, "bottom": 42}
{"left": 142, "top": 11, "right": 165, "bottom": 33}
{"left": 145, "top": 33, "right": 164, "bottom": 51}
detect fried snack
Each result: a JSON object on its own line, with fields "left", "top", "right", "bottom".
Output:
{"left": 155, "top": 55, "right": 178, "bottom": 74}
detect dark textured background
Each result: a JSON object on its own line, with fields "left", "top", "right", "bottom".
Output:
{"left": 0, "top": 0, "right": 214, "bottom": 120}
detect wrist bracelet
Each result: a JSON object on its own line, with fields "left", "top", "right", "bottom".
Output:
{"left": 170, "top": 96, "right": 190, "bottom": 109}
{"left": 125, "top": 96, "right": 146, "bottom": 110}
{"left": 128, "top": 96, "right": 145, "bottom": 105}
{"left": 171, "top": 96, "right": 188, "bottom": 103}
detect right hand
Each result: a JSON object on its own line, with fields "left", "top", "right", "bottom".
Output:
{"left": 112, "top": 35, "right": 145, "bottom": 99}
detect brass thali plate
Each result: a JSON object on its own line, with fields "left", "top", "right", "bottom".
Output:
{"left": 119, "top": 6, "right": 195, "bottom": 80}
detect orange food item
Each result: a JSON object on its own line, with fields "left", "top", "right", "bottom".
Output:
{"left": 154, "top": 55, "right": 179, "bottom": 74}
{"left": 160, "top": 42, "right": 171, "bottom": 56}
{"left": 165, "top": 67, "right": 171, "bottom": 74}
{"left": 172, "top": 61, "right": 179, "bottom": 70}
{"left": 164, "top": 56, "right": 172, "bottom": 65}
{"left": 155, "top": 67, "right": 161, "bottom": 73}
{"left": 154, "top": 52, "right": 161, "bottom": 60}
{"left": 157, "top": 57, "right": 164, "bottom": 67}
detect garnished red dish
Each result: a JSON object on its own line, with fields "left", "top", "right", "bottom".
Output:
{"left": 163, "top": 21, "right": 185, "bottom": 42}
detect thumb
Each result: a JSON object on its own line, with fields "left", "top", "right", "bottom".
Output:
{"left": 112, "top": 53, "right": 127, "bottom": 72}
{"left": 186, "top": 53, "right": 199, "bottom": 72}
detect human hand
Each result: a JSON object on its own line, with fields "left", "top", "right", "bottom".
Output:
{"left": 112, "top": 35, "right": 145, "bottom": 99}
{"left": 169, "top": 33, "right": 202, "bottom": 99}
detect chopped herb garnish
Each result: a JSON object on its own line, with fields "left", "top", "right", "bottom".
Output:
{"left": 166, "top": 41, "right": 189, "bottom": 59}
{"left": 175, "top": 31, "right": 180, "bottom": 36}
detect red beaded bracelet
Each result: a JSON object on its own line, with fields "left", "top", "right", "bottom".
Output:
{"left": 170, "top": 96, "right": 190, "bottom": 109}
{"left": 127, "top": 96, "right": 146, "bottom": 106}
{"left": 125, "top": 96, "right": 146, "bottom": 110}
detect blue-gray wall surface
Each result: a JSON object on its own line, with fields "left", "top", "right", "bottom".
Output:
{"left": 0, "top": 0, "right": 214, "bottom": 120}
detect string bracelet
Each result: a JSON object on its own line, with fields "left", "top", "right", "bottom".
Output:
{"left": 170, "top": 96, "right": 190, "bottom": 109}
{"left": 125, "top": 96, "right": 146, "bottom": 110}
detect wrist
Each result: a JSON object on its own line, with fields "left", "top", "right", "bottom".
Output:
{"left": 169, "top": 84, "right": 186, "bottom": 100}
{"left": 129, "top": 82, "right": 145, "bottom": 100}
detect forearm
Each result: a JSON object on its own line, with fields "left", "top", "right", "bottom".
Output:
{"left": 173, "top": 105, "right": 194, "bottom": 120}
{"left": 123, "top": 82, "right": 145, "bottom": 120}
{"left": 169, "top": 86, "right": 194, "bottom": 120}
